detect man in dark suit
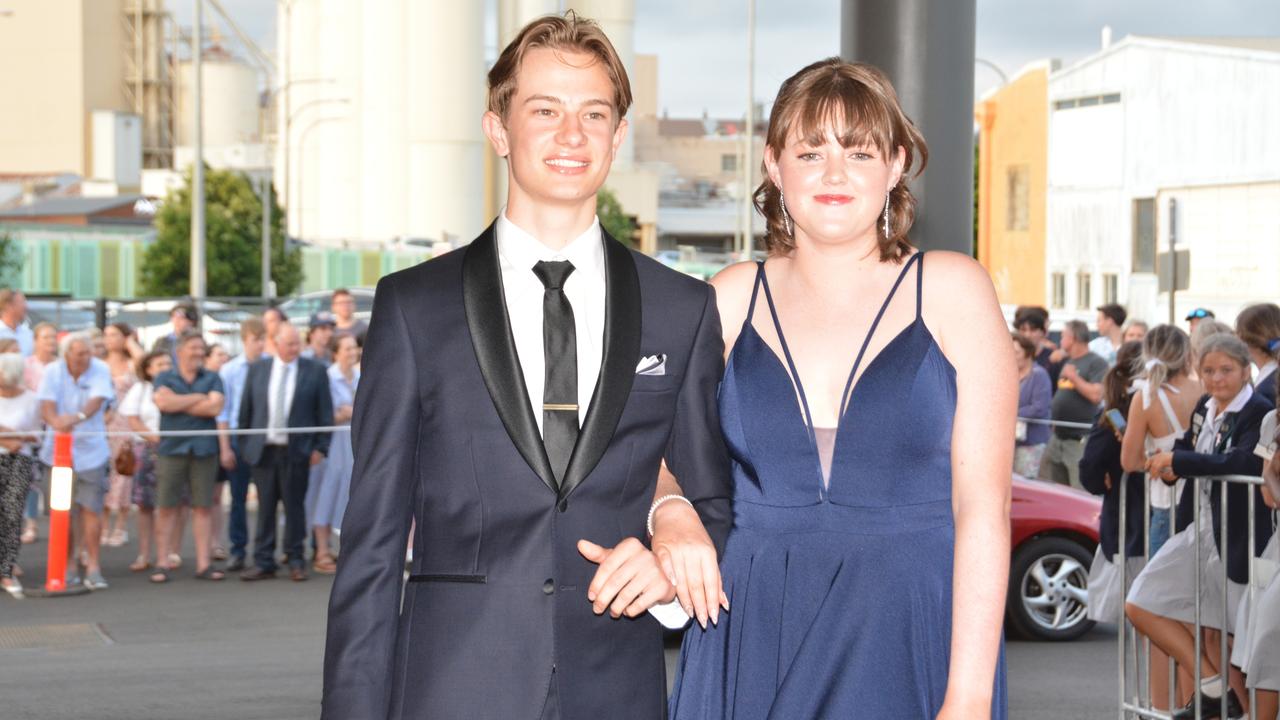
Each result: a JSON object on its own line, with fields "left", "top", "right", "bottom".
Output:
{"left": 238, "top": 323, "right": 333, "bottom": 582}
{"left": 322, "top": 13, "right": 732, "bottom": 720}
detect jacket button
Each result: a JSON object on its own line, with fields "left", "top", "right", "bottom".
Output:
{"left": 558, "top": 498, "right": 568, "bottom": 513}
{"left": 542, "top": 579, "right": 555, "bottom": 595}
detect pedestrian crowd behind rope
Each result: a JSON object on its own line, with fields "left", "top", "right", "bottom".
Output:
{"left": 0, "top": 288, "right": 363, "bottom": 598}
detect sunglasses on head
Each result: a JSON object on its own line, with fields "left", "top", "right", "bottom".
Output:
{"left": 1185, "top": 308, "right": 1212, "bottom": 320}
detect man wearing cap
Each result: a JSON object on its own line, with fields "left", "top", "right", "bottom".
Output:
{"left": 1186, "top": 307, "right": 1215, "bottom": 334}
{"left": 302, "top": 312, "right": 336, "bottom": 366}
{"left": 153, "top": 303, "right": 199, "bottom": 364}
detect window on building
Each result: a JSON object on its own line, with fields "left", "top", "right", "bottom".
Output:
{"left": 1132, "top": 197, "right": 1156, "bottom": 272}
{"left": 1006, "top": 165, "right": 1030, "bottom": 231}
{"left": 721, "top": 154, "right": 737, "bottom": 172}
{"left": 1076, "top": 272, "right": 1092, "bottom": 310}
{"left": 1101, "top": 93, "right": 1121, "bottom": 104}
{"left": 1102, "top": 273, "right": 1119, "bottom": 305}
{"left": 1078, "top": 96, "right": 1101, "bottom": 107}
{"left": 1053, "top": 99, "right": 1077, "bottom": 111}
{"left": 1052, "top": 273, "right": 1066, "bottom": 309}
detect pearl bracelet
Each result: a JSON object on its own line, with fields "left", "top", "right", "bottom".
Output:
{"left": 647, "top": 494, "right": 694, "bottom": 537}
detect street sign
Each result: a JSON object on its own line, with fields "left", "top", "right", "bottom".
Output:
{"left": 1157, "top": 250, "right": 1190, "bottom": 292}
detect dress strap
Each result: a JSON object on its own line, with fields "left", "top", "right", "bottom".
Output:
{"left": 757, "top": 263, "right": 820, "bottom": 440}
{"left": 915, "top": 251, "right": 925, "bottom": 320}
{"left": 746, "top": 261, "right": 765, "bottom": 324}
{"left": 838, "top": 252, "right": 923, "bottom": 416}
{"left": 1156, "top": 387, "right": 1185, "bottom": 436}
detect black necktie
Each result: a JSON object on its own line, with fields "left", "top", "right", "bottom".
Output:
{"left": 533, "top": 260, "right": 578, "bottom": 487}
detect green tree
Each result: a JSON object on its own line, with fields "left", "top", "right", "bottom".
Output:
{"left": 597, "top": 186, "right": 637, "bottom": 247}
{"left": 143, "top": 167, "right": 301, "bottom": 297}
{"left": 0, "top": 230, "right": 23, "bottom": 286}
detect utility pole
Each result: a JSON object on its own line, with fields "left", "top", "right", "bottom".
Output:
{"left": 741, "top": 0, "right": 755, "bottom": 259}
{"left": 261, "top": 176, "right": 273, "bottom": 299}
{"left": 190, "top": 0, "right": 206, "bottom": 298}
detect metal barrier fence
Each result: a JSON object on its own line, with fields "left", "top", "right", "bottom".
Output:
{"left": 1117, "top": 472, "right": 1276, "bottom": 719}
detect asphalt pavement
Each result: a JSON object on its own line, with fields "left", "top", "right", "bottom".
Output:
{"left": 1, "top": 518, "right": 1119, "bottom": 720}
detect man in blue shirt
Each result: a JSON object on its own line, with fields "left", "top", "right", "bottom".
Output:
{"left": 216, "top": 316, "right": 266, "bottom": 571}
{"left": 36, "top": 332, "right": 114, "bottom": 588}
{"left": 152, "top": 331, "right": 225, "bottom": 582}
{"left": 0, "top": 289, "right": 34, "bottom": 357}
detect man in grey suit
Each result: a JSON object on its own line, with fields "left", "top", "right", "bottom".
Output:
{"left": 238, "top": 324, "right": 333, "bottom": 582}
{"left": 322, "top": 13, "right": 732, "bottom": 720}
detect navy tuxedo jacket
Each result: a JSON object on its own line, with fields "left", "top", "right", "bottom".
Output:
{"left": 1171, "top": 391, "right": 1275, "bottom": 583}
{"left": 237, "top": 355, "right": 333, "bottom": 464}
{"left": 322, "top": 225, "right": 733, "bottom": 720}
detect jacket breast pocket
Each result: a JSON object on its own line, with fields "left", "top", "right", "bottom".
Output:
{"left": 630, "top": 373, "right": 680, "bottom": 394}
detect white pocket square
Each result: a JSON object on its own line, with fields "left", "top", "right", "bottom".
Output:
{"left": 636, "top": 354, "right": 667, "bottom": 376}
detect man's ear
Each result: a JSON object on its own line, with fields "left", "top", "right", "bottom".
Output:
{"left": 610, "top": 117, "right": 629, "bottom": 160}
{"left": 482, "top": 110, "right": 510, "bottom": 158}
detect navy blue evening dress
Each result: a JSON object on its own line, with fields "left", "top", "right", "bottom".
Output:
{"left": 669, "top": 252, "right": 1008, "bottom": 719}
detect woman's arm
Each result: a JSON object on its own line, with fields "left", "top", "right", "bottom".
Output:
{"left": 930, "top": 252, "right": 1014, "bottom": 717}
{"left": 1121, "top": 393, "right": 1149, "bottom": 473}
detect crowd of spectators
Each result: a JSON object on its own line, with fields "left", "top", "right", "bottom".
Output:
{"left": 1011, "top": 301, "right": 1280, "bottom": 717}
{"left": 0, "top": 287, "right": 364, "bottom": 598}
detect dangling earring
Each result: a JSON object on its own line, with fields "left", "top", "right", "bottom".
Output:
{"left": 882, "top": 190, "right": 892, "bottom": 238}
{"left": 780, "top": 191, "right": 794, "bottom": 237}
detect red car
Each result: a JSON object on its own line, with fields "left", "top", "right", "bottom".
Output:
{"left": 1006, "top": 475, "right": 1103, "bottom": 641}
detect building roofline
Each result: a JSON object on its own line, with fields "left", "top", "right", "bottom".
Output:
{"left": 1051, "top": 34, "right": 1280, "bottom": 83}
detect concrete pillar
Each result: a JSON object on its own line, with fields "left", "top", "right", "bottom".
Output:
{"left": 841, "top": 0, "right": 976, "bottom": 255}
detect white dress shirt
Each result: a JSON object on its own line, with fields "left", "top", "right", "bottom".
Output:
{"left": 496, "top": 211, "right": 606, "bottom": 436}
{"left": 266, "top": 356, "right": 299, "bottom": 446}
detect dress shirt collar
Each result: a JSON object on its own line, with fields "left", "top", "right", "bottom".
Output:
{"left": 272, "top": 355, "right": 298, "bottom": 374}
{"left": 1257, "top": 360, "right": 1278, "bottom": 384}
{"left": 1205, "top": 382, "right": 1253, "bottom": 427}
{"left": 496, "top": 210, "right": 605, "bottom": 284}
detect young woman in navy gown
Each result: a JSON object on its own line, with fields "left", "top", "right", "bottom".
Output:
{"left": 649, "top": 58, "right": 1013, "bottom": 718}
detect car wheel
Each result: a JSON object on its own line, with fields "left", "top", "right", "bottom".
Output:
{"left": 1007, "top": 536, "right": 1095, "bottom": 641}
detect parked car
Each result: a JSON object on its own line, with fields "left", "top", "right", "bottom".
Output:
{"left": 1007, "top": 476, "right": 1102, "bottom": 641}
{"left": 277, "top": 288, "right": 374, "bottom": 330}
{"left": 109, "top": 300, "right": 255, "bottom": 357}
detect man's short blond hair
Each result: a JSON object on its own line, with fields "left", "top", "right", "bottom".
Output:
{"left": 487, "top": 11, "right": 632, "bottom": 122}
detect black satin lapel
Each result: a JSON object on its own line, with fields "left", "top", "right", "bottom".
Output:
{"left": 461, "top": 225, "right": 558, "bottom": 494}
{"left": 559, "top": 233, "right": 641, "bottom": 501}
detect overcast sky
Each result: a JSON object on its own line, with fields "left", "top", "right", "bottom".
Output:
{"left": 171, "top": 0, "right": 1280, "bottom": 118}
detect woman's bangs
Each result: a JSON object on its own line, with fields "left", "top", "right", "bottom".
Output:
{"left": 787, "top": 81, "right": 894, "bottom": 156}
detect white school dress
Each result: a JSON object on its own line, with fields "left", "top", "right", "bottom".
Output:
{"left": 1235, "top": 409, "right": 1279, "bottom": 683}
{"left": 1125, "top": 387, "right": 1252, "bottom": 633}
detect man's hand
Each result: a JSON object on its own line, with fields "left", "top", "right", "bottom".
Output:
{"left": 51, "top": 414, "right": 79, "bottom": 433}
{"left": 650, "top": 499, "right": 727, "bottom": 628}
{"left": 220, "top": 446, "right": 237, "bottom": 471}
{"left": 1059, "top": 363, "right": 1079, "bottom": 385}
{"left": 578, "top": 538, "right": 676, "bottom": 620}
{"left": 310, "top": 450, "right": 324, "bottom": 467}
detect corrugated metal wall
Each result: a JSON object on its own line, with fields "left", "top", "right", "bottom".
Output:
{"left": 1, "top": 223, "right": 431, "bottom": 297}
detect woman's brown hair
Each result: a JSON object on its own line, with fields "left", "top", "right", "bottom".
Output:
{"left": 755, "top": 57, "right": 928, "bottom": 261}
{"left": 487, "top": 11, "right": 631, "bottom": 122}
{"left": 1235, "top": 303, "right": 1280, "bottom": 361}
{"left": 1103, "top": 341, "right": 1144, "bottom": 412}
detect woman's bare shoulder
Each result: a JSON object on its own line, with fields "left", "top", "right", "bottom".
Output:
{"left": 709, "top": 261, "right": 760, "bottom": 331}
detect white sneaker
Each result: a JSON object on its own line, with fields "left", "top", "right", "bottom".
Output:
{"left": 84, "top": 571, "right": 109, "bottom": 590}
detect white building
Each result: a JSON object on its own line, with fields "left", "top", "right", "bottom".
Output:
{"left": 1046, "top": 35, "right": 1280, "bottom": 326}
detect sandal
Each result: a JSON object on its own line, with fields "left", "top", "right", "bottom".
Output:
{"left": 194, "top": 566, "right": 225, "bottom": 581}
{"left": 312, "top": 556, "right": 337, "bottom": 575}
{"left": 129, "top": 556, "right": 152, "bottom": 572}
{"left": 168, "top": 553, "right": 182, "bottom": 569}
{"left": 149, "top": 567, "right": 170, "bottom": 584}
{"left": 212, "top": 546, "right": 228, "bottom": 561}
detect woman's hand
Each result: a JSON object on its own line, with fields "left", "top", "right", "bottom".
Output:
{"left": 1145, "top": 451, "right": 1176, "bottom": 484}
{"left": 650, "top": 498, "right": 728, "bottom": 629}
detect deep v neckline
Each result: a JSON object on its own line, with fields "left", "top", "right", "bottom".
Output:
{"left": 745, "top": 253, "right": 923, "bottom": 496}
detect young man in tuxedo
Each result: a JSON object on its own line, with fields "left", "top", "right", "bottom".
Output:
{"left": 322, "top": 12, "right": 731, "bottom": 720}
